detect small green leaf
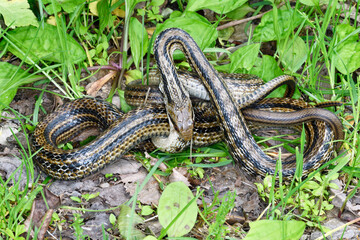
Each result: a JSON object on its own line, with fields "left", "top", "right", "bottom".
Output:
{"left": 301, "top": 180, "right": 320, "bottom": 190}
{"left": 140, "top": 205, "right": 154, "bottom": 216}
{"left": 129, "top": 17, "right": 149, "bottom": 69}
{"left": 312, "top": 187, "right": 324, "bottom": 196}
{"left": 66, "top": 142, "right": 73, "bottom": 150}
{"left": 0, "top": 0, "right": 38, "bottom": 28}
{"left": 328, "top": 182, "right": 340, "bottom": 190}
{"left": 158, "top": 181, "right": 198, "bottom": 237}
{"left": 230, "top": 43, "right": 260, "bottom": 72}
{"left": 253, "top": 9, "right": 303, "bottom": 42}
{"left": 155, "top": 11, "right": 217, "bottom": 51}
{"left": 244, "top": 220, "right": 306, "bottom": 240}
{"left": 186, "top": 0, "right": 247, "bottom": 14}
{"left": 218, "top": 28, "right": 234, "bottom": 45}
{"left": 70, "top": 196, "right": 82, "bottom": 203}
{"left": 278, "top": 36, "right": 307, "bottom": 72}
{"left": 105, "top": 173, "right": 114, "bottom": 178}
{"left": 0, "top": 62, "right": 36, "bottom": 112}
{"left": 2, "top": 24, "right": 86, "bottom": 64}
{"left": 82, "top": 192, "right": 100, "bottom": 201}
{"left": 109, "top": 213, "right": 116, "bottom": 225}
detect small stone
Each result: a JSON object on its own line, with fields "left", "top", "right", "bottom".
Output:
{"left": 100, "top": 182, "right": 110, "bottom": 188}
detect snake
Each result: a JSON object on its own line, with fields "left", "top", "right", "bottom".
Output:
{"left": 152, "top": 28, "right": 342, "bottom": 177}
{"left": 30, "top": 28, "right": 343, "bottom": 180}
{"left": 125, "top": 70, "right": 343, "bottom": 153}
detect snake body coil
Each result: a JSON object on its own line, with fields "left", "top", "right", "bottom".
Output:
{"left": 153, "top": 28, "right": 342, "bottom": 177}
{"left": 31, "top": 28, "right": 343, "bottom": 180}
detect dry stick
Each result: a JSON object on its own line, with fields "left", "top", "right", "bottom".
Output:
{"left": 314, "top": 217, "right": 360, "bottom": 240}
{"left": 216, "top": 3, "right": 285, "bottom": 31}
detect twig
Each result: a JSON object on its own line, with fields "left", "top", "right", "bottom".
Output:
{"left": 84, "top": 65, "right": 119, "bottom": 72}
{"left": 314, "top": 217, "right": 360, "bottom": 240}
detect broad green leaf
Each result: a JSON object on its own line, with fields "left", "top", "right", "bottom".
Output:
{"left": 230, "top": 43, "right": 260, "bottom": 72}
{"left": 149, "top": 0, "right": 164, "bottom": 7}
{"left": 251, "top": 55, "right": 283, "bottom": 81}
{"left": 244, "top": 220, "right": 306, "bottom": 240}
{"left": 0, "top": 0, "right": 38, "bottom": 28}
{"left": 253, "top": 9, "right": 303, "bottom": 42}
{"left": 247, "top": 55, "right": 301, "bottom": 99}
{"left": 333, "top": 24, "right": 360, "bottom": 74}
{"left": 155, "top": 12, "right": 217, "bottom": 51}
{"left": 2, "top": 24, "right": 86, "bottom": 64}
{"left": 226, "top": 3, "right": 255, "bottom": 20}
{"left": 124, "top": 69, "right": 142, "bottom": 84}
{"left": 129, "top": 17, "right": 149, "bottom": 69}
{"left": 335, "top": 24, "right": 359, "bottom": 43}
{"left": 158, "top": 182, "right": 198, "bottom": 237}
{"left": 0, "top": 62, "right": 37, "bottom": 112}
{"left": 278, "top": 36, "right": 307, "bottom": 72}
{"left": 97, "top": 0, "right": 111, "bottom": 32}
{"left": 117, "top": 205, "right": 145, "bottom": 240}
{"left": 186, "top": 0, "right": 247, "bottom": 14}
{"left": 43, "top": 0, "right": 87, "bottom": 14}
{"left": 214, "top": 63, "right": 230, "bottom": 72}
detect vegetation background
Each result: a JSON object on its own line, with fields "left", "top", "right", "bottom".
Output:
{"left": 0, "top": 0, "right": 359, "bottom": 239}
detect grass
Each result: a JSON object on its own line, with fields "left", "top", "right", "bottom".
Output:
{"left": 0, "top": 0, "right": 359, "bottom": 239}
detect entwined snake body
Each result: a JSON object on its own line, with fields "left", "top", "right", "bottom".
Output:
{"left": 31, "top": 28, "right": 343, "bottom": 180}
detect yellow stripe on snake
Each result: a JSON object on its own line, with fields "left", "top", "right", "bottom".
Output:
{"left": 31, "top": 28, "right": 343, "bottom": 180}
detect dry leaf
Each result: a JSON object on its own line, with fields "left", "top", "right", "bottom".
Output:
{"left": 86, "top": 70, "right": 116, "bottom": 96}
{"left": 24, "top": 188, "right": 60, "bottom": 239}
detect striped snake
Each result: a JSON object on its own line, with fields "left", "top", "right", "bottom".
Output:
{"left": 125, "top": 70, "right": 342, "bottom": 153}
{"left": 31, "top": 28, "right": 343, "bottom": 180}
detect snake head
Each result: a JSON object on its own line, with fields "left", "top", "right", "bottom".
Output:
{"left": 167, "top": 101, "right": 194, "bottom": 142}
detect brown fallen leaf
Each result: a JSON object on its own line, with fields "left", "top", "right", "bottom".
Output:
{"left": 86, "top": 70, "right": 117, "bottom": 96}
{"left": 121, "top": 168, "right": 161, "bottom": 205}
{"left": 24, "top": 188, "right": 61, "bottom": 240}
{"left": 169, "top": 167, "right": 191, "bottom": 187}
